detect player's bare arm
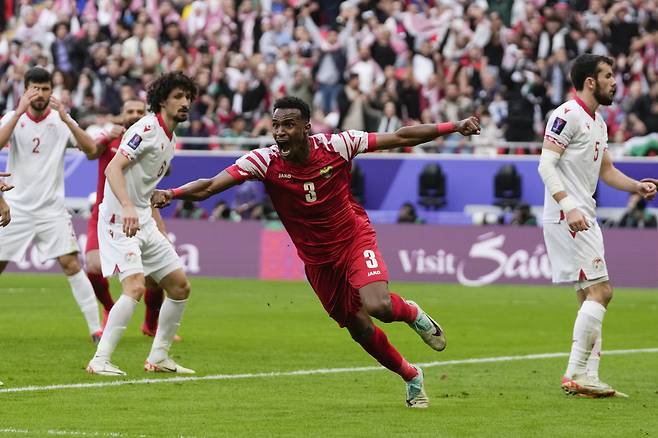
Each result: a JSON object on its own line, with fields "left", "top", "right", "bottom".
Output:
{"left": 0, "top": 195, "right": 10, "bottom": 227}
{"left": 538, "top": 140, "right": 590, "bottom": 233}
{"left": 0, "top": 88, "right": 40, "bottom": 149}
{"left": 151, "top": 170, "right": 240, "bottom": 209}
{"left": 0, "top": 172, "right": 14, "bottom": 192}
{"left": 599, "top": 151, "right": 657, "bottom": 200}
{"left": 87, "top": 125, "right": 126, "bottom": 160}
{"left": 372, "top": 116, "right": 481, "bottom": 151}
{"left": 105, "top": 152, "right": 140, "bottom": 237}
{"left": 151, "top": 206, "right": 168, "bottom": 235}
{"left": 50, "top": 95, "right": 98, "bottom": 159}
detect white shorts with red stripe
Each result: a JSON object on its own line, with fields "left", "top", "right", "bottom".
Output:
{"left": 98, "top": 215, "right": 182, "bottom": 283}
{"left": 543, "top": 219, "right": 608, "bottom": 283}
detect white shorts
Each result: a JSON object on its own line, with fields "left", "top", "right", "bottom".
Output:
{"left": 0, "top": 212, "right": 79, "bottom": 262}
{"left": 98, "top": 216, "right": 182, "bottom": 283}
{"left": 543, "top": 220, "right": 608, "bottom": 283}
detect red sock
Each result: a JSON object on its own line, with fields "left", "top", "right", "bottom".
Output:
{"left": 87, "top": 272, "right": 114, "bottom": 311}
{"left": 143, "top": 287, "right": 164, "bottom": 332}
{"left": 358, "top": 326, "right": 418, "bottom": 381}
{"left": 389, "top": 293, "right": 418, "bottom": 323}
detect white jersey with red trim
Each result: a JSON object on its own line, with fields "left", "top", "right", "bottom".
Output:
{"left": 542, "top": 97, "right": 608, "bottom": 223}
{"left": 99, "top": 113, "right": 176, "bottom": 225}
{"left": 0, "top": 109, "right": 75, "bottom": 218}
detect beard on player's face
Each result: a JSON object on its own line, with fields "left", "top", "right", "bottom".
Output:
{"left": 30, "top": 99, "right": 48, "bottom": 112}
{"left": 594, "top": 81, "right": 614, "bottom": 106}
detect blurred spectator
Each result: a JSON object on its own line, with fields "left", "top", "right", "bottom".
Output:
{"left": 209, "top": 200, "right": 233, "bottom": 222}
{"left": 174, "top": 200, "right": 208, "bottom": 220}
{"left": 618, "top": 194, "right": 657, "bottom": 228}
{"left": 232, "top": 180, "right": 266, "bottom": 220}
{"left": 181, "top": 113, "right": 211, "bottom": 150}
{"left": 509, "top": 203, "right": 538, "bottom": 226}
{"left": 377, "top": 101, "right": 402, "bottom": 133}
{"left": 397, "top": 202, "right": 423, "bottom": 224}
{"left": 0, "top": 0, "right": 656, "bottom": 156}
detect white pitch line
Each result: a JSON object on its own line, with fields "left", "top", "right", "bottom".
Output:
{"left": 1, "top": 347, "right": 657, "bottom": 395}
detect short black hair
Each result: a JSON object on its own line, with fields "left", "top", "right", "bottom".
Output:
{"left": 24, "top": 67, "right": 52, "bottom": 88}
{"left": 273, "top": 96, "right": 311, "bottom": 121}
{"left": 570, "top": 54, "right": 614, "bottom": 91}
{"left": 146, "top": 72, "right": 198, "bottom": 112}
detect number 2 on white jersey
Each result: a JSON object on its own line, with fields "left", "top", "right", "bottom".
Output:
{"left": 364, "top": 249, "right": 379, "bottom": 268}
{"left": 32, "top": 137, "right": 40, "bottom": 154}
{"left": 593, "top": 141, "right": 600, "bottom": 161}
{"left": 303, "top": 182, "right": 317, "bottom": 202}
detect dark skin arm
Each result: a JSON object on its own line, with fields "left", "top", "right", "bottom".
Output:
{"left": 151, "top": 169, "right": 241, "bottom": 208}
{"left": 372, "top": 116, "right": 480, "bottom": 151}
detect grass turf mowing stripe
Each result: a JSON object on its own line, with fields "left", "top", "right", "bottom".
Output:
{"left": 1, "top": 347, "right": 657, "bottom": 395}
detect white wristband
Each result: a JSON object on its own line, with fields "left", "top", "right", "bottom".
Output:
{"left": 558, "top": 196, "right": 577, "bottom": 213}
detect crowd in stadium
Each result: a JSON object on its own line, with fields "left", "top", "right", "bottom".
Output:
{"left": 0, "top": 0, "right": 658, "bottom": 154}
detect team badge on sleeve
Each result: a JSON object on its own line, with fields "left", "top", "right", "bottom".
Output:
{"left": 127, "top": 134, "right": 143, "bottom": 149}
{"left": 551, "top": 117, "right": 567, "bottom": 135}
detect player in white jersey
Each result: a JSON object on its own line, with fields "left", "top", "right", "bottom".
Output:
{"left": 86, "top": 72, "right": 198, "bottom": 376}
{"left": 538, "top": 54, "right": 656, "bottom": 398}
{"left": 0, "top": 67, "right": 102, "bottom": 342}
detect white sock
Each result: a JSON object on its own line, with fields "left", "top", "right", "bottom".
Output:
{"left": 147, "top": 297, "right": 187, "bottom": 363}
{"left": 67, "top": 270, "right": 101, "bottom": 334}
{"left": 94, "top": 294, "right": 137, "bottom": 362}
{"left": 586, "top": 331, "right": 602, "bottom": 380}
{"left": 565, "top": 300, "right": 606, "bottom": 378}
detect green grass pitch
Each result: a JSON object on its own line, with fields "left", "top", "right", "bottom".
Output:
{"left": 1, "top": 273, "right": 657, "bottom": 437}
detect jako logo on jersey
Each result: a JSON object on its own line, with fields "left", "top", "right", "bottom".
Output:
{"left": 551, "top": 117, "right": 567, "bottom": 135}
{"left": 367, "top": 270, "right": 381, "bottom": 277}
{"left": 128, "top": 134, "right": 142, "bottom": 149}
{"left": 278, "top": 173, "right": 292, "bottom": 179}
{"left": 319, "top": 165, "right": 333, "bottom": 178}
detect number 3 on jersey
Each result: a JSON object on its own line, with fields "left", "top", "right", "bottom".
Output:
{"left": 364, "top": 250, "right": 379, "bottom": 268}
{"left": 304, "top": 181, "right": 317, "bottom": 202}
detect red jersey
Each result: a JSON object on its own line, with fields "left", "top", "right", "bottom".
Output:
{"left": 90, "top": 137, "right": 121, "bottom": 222}
{"left": 227, "top": 130, "right": 377, "bottom": 265}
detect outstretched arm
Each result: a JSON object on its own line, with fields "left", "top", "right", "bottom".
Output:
{"left": 372, "top": 117, "right": 480, "bottom": 151}
{"left": 600, "top": 151, "right": 656, "bottom": 199}
{"left": 151, "top": 169, "right": 241, "bottom": 209}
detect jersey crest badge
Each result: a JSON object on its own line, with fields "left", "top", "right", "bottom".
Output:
{"left": 319, "top": 165, "right": 333, "bottom": 178}
{"left": 551, "top": 117, "right": 567, "bottom": 135}
{"left": 144, "top": 125, "right": 152, "bottom": 133}
{"left": 127, "top": 134, "right": 143, "bottom": 149}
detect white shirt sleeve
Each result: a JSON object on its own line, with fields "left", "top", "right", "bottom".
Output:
{"left": 329, "top": 130, "right": 374, "bottom": 160}
{"left": 231, "top": 147, "right": 273, "bottom": 180}
{"left": 118, "top": 122, "right": 156, "bottom": 161}
{"left": 544, "top": 107, "right": 578, "bottom": 150}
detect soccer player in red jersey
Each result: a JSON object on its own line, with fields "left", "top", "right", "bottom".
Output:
{"left": 152, "top": 97, "right": 480, "bottom": 407}
{"left": 86, "top": 99, "right": 177, "bottom": 341}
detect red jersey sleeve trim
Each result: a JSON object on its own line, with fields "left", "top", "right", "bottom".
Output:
{"left": 367, "top": 132, "right": 377, "bottom": 152}
{"left": 245, "top": 155, "right": 265, "bottom": 177}
{"left": 544, "top": 135, "right": 567, "bottom": 149}
{"left": 119, "top": 148, "right": 133, "bottom": 160}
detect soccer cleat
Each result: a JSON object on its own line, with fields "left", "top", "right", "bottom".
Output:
{"left": 141, "top": 323, "right": 182, "bottom": 342}
{"left": 144, "top": 357, "right": 195, "bottom": 374}
{"left": 405, "top": 366, "right": 429, "bottom": 408}
{"left": 561, "top": 375, "right": 617, "bottom": 398}
{"left": 86, "top": 359, "right": 126, "bottom": 376}
{"left": 91, "top": 330, "right": 103, "bottom": 344}
{"left": 406, "top": 300, "right": 446, "bottom": 351}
